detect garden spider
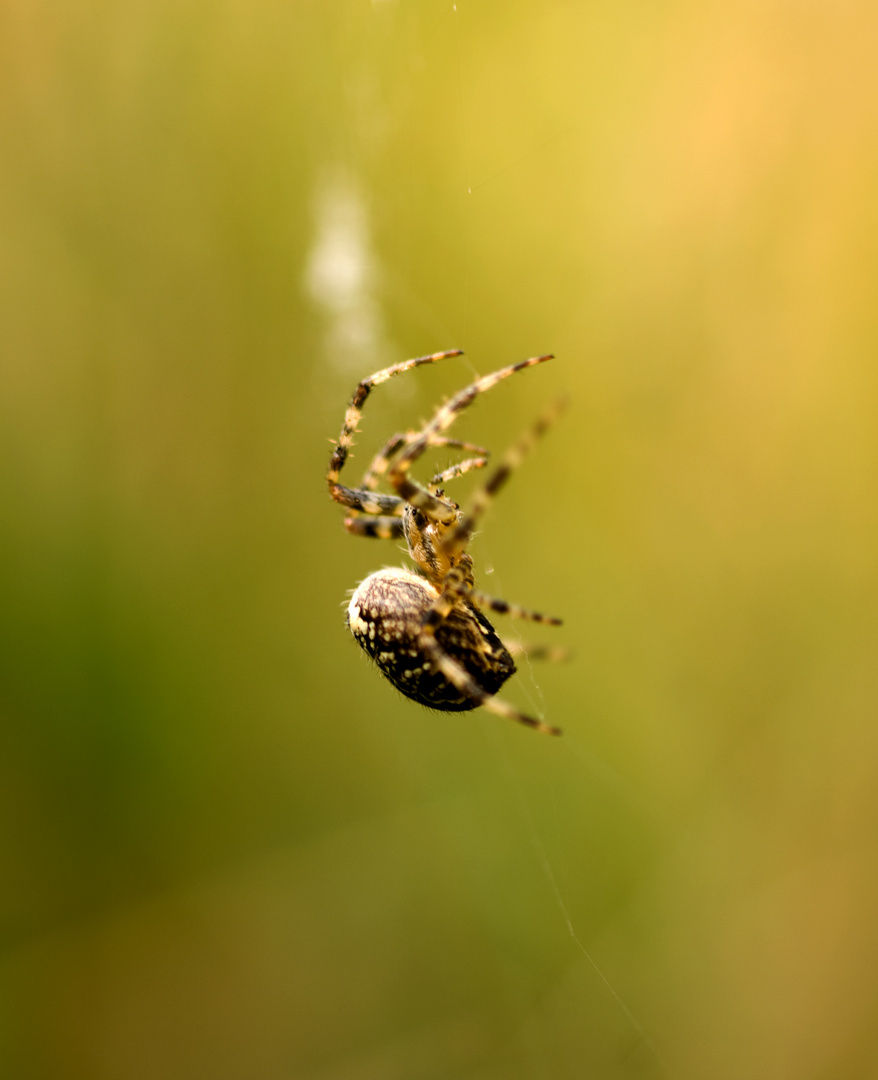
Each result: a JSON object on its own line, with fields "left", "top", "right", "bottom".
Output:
{"left": 327, "top": 349, "right": 565, "bottom": 736}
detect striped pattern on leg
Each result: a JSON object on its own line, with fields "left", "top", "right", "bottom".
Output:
{"left": 388, "top": 355, "right": 554, "bottom": 523}
{"left": 504, "top": 641, "right": 571, "bottom": 663}
{"left": 444, "top": 395, "right": 567, "bottom": 558}
{"left": 471, "top": 591, "right": 563, "bottom": 626}
{"left": 429, "top": 456, "right": 490, "bottom": 487}
{"left": 361, "top": 433, "right": 489, "bottom": 494}
{"left": 344, "top": 515, "right": 406, "bottom": 540}
{"left": 345, "top": 437, "right": 490, "bottom": 532}
{"left": 418, "top": 634, "right": 562, "bottom": 736}
{"left": 327, "top": 349, "right": 463, "bottom": 496}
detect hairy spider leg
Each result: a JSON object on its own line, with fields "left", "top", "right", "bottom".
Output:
{"left": 417, "top": 566, "right": 562, "bottom": 736}
{"left": 469, "top": 590, "right": 563, "bottom": 626}
{"left": 443, "top": 395, "right": 568, "bottom": 561}
{"left": 327, "top": 349, "right": 463, "bottom": 516}
{"left": 362, "top": 433, "right": 489, "bottom": 494}
{"left": 387, "top": 355, "right": 554, "bottom": 523}
{"left": 428, "top": 456, "right": 490, "bottom": 488}
{"left": 504, "top": 641, "right": 571, "bottom": 663}
{"left": 343, "top": 515, "right": 406, "bottom": 540}
{"left": 343, "top": 451, "right": 489, "bottom": 538}
{"left": 419, "top": 396, "right": 566, "bottom": 627}
{"left": 421, "top": 634, "right": 561, "bottom": 735}
{"left": 343, "top": 435, "right": 490, "bottom": 535}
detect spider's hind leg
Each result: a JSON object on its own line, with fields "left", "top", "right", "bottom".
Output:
{"left": 418, "top": 564, "right": 562, "bottom": 736}
{"left": 504, "top": 641, "right": 571, "bottom": 663}
{"left": 419, "top": 632, "right": 562, "bottom": 736}
{"left": 471, "top": 590, "right": 563, "bottom": 626}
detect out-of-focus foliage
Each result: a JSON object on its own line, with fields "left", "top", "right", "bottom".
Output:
{"left": 2, "top": 2, "right": 877, "bottom": 1078}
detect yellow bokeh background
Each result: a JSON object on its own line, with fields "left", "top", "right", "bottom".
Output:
{"left": 2, "top": 2, "right": 877, "bottom": 1077}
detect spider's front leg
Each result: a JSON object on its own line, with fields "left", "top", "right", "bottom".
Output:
{"left": 327, "top": 349, "right": 463, "bottom": 522}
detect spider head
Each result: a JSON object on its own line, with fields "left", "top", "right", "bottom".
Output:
{"left": 402, "top": 501, "right": 465, "bottom": 584}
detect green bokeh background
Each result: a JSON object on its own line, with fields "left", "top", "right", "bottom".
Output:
{"left": 2, "top": 2, "right": 877, "bottom": 1078}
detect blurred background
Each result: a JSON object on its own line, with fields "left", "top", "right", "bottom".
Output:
{"left": 2, "top": 1, "right": 877, "bottom": 1077}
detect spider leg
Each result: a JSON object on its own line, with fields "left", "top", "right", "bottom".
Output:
{"left": 388, "top": 355, "right": 554, "bottom": 523}
{"left": 327, "top": 349, "right": 463, "bottom": 510}
{"left": 344, "top": 435, "right": 489, "bottom": 534}
{"left": 504, "top": 641, "right": 571, "bottom": 663}
{"left": 344, "top": 515, "right": 406, "bottom": 540}
{"left": 470, "top": 590, "right": 563, "bottom": 626}
{"left": 419, "top": 633, "right": 562, "bottom": 736}
{"left": 359, "top": 432, "right": 409, "bottom": 494}
{"left": 330, "top": 488, "right": 405, "bottom": 516}
{"left": 339, "top": 431, "right": 411, "bottom": 535}
{"left": 429, "top": 456, "right": 490, "bottom": 488}
{"left": 443, "top": 395, "right": 567, "bottom": 560}
{"left": 362, "top": 433, "right": 489, "bottom": 494}
{"left": 419, "top": 565, "right": 562, "bottom": 736}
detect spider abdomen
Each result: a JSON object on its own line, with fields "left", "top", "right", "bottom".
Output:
{"left": 347, "top": 567, "right": 515, "bottom": 712}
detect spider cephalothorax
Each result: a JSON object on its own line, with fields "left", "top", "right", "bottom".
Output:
{"left": 327, "top": 350, "right": 564, "bottom": 735}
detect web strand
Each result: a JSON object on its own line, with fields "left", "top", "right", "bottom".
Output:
{"left": 486, "top": 726, "right": 674, "bottom": 1078}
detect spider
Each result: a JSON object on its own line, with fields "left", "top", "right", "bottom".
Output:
{"left": 327, "top": 349, "right": 565, "bottom": 735}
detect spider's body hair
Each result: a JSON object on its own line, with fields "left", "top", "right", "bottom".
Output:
{"left": 347, "top": 568, "right": 515, "bottom": 711}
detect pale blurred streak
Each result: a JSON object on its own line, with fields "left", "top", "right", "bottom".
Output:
{"left": 304, "top": 170, "right": 388, "bottom": 375}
